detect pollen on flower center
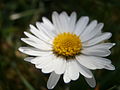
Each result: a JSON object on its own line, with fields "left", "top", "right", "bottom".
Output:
{"left": 53, "top": 32, "right": 82, "bottom": 57}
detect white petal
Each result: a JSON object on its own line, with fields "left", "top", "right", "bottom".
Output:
{"left": 31, "top": 54, "right": 53, "bottom": 65}
{"left": 81, "top": 23, "right": 103, "bottom": 42}
{"left": 52, "top": 11, "right": 62, "bottom": 33}
{"left": 47, "top": 72, "right": 60, "bottom": 89}
{"left": 81, "top": 48, "right": 111, "bottom": 57}
{"left": 35, "top": 57, "right": 55, "bottom": 71}
{"left": 82, "top": 23, "right": 104, "bottom": 42}
{"left": 25, "top": 56, "right": 54, "bottom": 72}
{"left": 63, "top": 61, "right": 71, "bottom": 83}
{"left": 21, "top": 36, "right": 52, "bottom": 50}
{"left": 83, "top": 43, "right": 116, "bottom": 50}
{"left": 67, "top": 60, "right": 80, "bottom": 80}
{"left": 41, "top": 23, "right": 56, "bottom": 37}
{"left": 21, "top": 38, "right": 41, "bottom": 50}
{"left": 81, "top": 20, "right": 97, "bottom": 36}
{"left": 24, "top": 57, "right": 34, "bottom": 62}
{"left": 104, "top": 64, "right": 115, "bottom": 70}
{"left": 77, "top": 56, "right": 95, "bottom": 69}
{"left": 34, "top": 55, "right": 66, "bottom": 74}
{"left": 69, "top": 12, "right": 77, "bottom": 33}
{"left": 36, "top": 22, "right": 56, "bottom": 39}
{"left": 42, "top": 55, "right": 66, "bottom": 74}
{"left": 85, "top": 73, "right": 96, "bottom": 88}
{"left": 54, "top": 57, "right": 66, "bottom": 74}
{"left": 74, "top": 16, "right": 89, "bottom": 35}
{"left": 76, "top": 61, "right": 93, "bottom": 78}
{"left": 19, "top": 47, "right": 51, "bottom": 56}
{"left": 99, "top": 43, "right": 116, "bottom": 49}
{"left": 29, "top": 24, "right": 51, "bottom": 43}
{"left": 24, "top": 31, "right": 51, "bottom": 46}
{"left": 24, "top": 31, "right": 40, "bottom": 42}
{"left": 42, "top": 17, "right": 57, "bottom": 35}
{"left": 42, "top": 17, "right": 54, "bottom": 31}
{"left": 81, "top": 22, "right": 103, "bottom": 42}
{"left": 83, "top": 32, "right": 112, "bottom": 46}
{"left": 59, "top": 12, "right": 69, "bottom": 32}
{"left": 76, "top": 55, "right": 112, "bottom": 70}
{"left": 41, "top": 60, "right": 55, "bottom": 73}
{"left": 81, "top": 42, "right": 115, "bottom": 57}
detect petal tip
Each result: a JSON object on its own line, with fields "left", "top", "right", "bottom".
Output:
{"left": 112, "top": 43, "right": 116, "bottom": 46}
{"left": 52, "top": 11, "right": 58, "bottom": 15}
{"left": 21, "top": 38, "right": 25, "bottom": 41}
{"left": 18, "top": 47, "right": 23, "bottom": 52}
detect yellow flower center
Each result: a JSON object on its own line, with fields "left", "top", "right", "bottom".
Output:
{"left": 53, "top": 32, "right": 82, "bottom": 57}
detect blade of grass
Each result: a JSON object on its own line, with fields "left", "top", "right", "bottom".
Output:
{"left": 16, "top": 68, "right": 35, "bottom": 90}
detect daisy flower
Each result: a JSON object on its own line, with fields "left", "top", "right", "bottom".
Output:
{"left": 19, "top": 11, "right": 115, "bottom": 89}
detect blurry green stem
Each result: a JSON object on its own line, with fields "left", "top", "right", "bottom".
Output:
{"left": 10, "top": 9, "right": 42, "bottom": 20}
{"left": 16, "top": 68, "right": 35, "bottom": 90}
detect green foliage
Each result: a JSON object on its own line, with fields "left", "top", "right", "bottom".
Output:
{"left": 0, "top": 0, "right": 120, "bottom": 90}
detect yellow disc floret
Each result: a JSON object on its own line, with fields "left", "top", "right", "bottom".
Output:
{"left": 53, "top": 32, "right": 82, "bottom": 57}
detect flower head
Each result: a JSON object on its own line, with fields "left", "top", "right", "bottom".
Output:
{"left": 19, "top": 11, "right": 115, "bottom": 89}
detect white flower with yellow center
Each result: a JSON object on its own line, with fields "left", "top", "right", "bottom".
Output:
{"left": 19, "top": 11, "right": 115, "bottom": 89}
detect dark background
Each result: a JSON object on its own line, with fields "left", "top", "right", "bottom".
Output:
{"left": 0, "top": 0, "right": 120, "bottom": 90}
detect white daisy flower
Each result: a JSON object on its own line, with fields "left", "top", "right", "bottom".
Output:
{"left": 19, "top": 11, "right": 115, "bottom": 89}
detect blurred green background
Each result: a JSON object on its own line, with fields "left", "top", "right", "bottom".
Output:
{"left": 0, "top": 0, "right": 120, "bottom": 90}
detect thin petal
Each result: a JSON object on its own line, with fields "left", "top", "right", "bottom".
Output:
{"left": 99, "top": 43, "right": 116, "bottom": 49}
{"left": 83, "top": 32, "right": 112, "bottom": 46}
{"left": 81, "top": 48, "right": 111, "bottom": 57}
{"left": 29, "top": 24, "right": 51, "bottom": 43}
{"left": 52, "top": 11, "right": 62, "bottom": 33}
{"left": 80, "top": 21, "right": 102, "bottom": 42}
{"left": 41, "top": 23, "right": 56, "bottom": 37}
{"left": 36, "top": 22, "right": 56, "bottom": 39}
{"left": 18, "top": 47, "right": 51, "bottom": 56}
{"left": 21, "top": 38, "right": 52, "bottom": 50}
{"left": 77, "top": 61, "right": 93, "bottom": 78}
{"left": 81, "top": 23, "right": 104, "bottom": 42}
{"left": 24, "top": 57, "right": 34, "bottom": 62}
{"left": 67, "top": 60, "right": 80, "bottom": 80}
{"left": 24, "top": 31, "right": 40, "bottom": 42}
{"left": 83, "top": 43, "right": 116, "bottom": 50}
{"left": 74, "top": 16, "right": 89, "bottom": 35}
{"left": 104, "top": 64, "right": 115, "bottom": 70}
{"left": 85, "top": 73, "right": 96, "bottom": 88}
{"left": 82, "top": 43, "right": 115, "bottom": 56}
{"left": 81, "top": 20, "right": 98, "bottom": 36}
{"left": 42, "top": 17, "right": 57, "bottom": 35}
{"left": 21, "top": 38, "right": 41, "bottom": 50}
{"left": 24, "top": 31, "right": 52, "bottom": 46}
{"left": 42, "top": 17, "right": 54, "bottom": 31}
{"left": 69, "top": 12, "right": 77, "bottom": 33}
{"left": 63, "top": 61, "right": 71, "bottom": 83}
{"left": 76, "top": 55, "right": 112, "bottom": 70}
{"left": 59, "top": 11, "right": 69, "bottom": 32}
{"left": 47, "top": 72, "right": 60, "bottom": 89}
